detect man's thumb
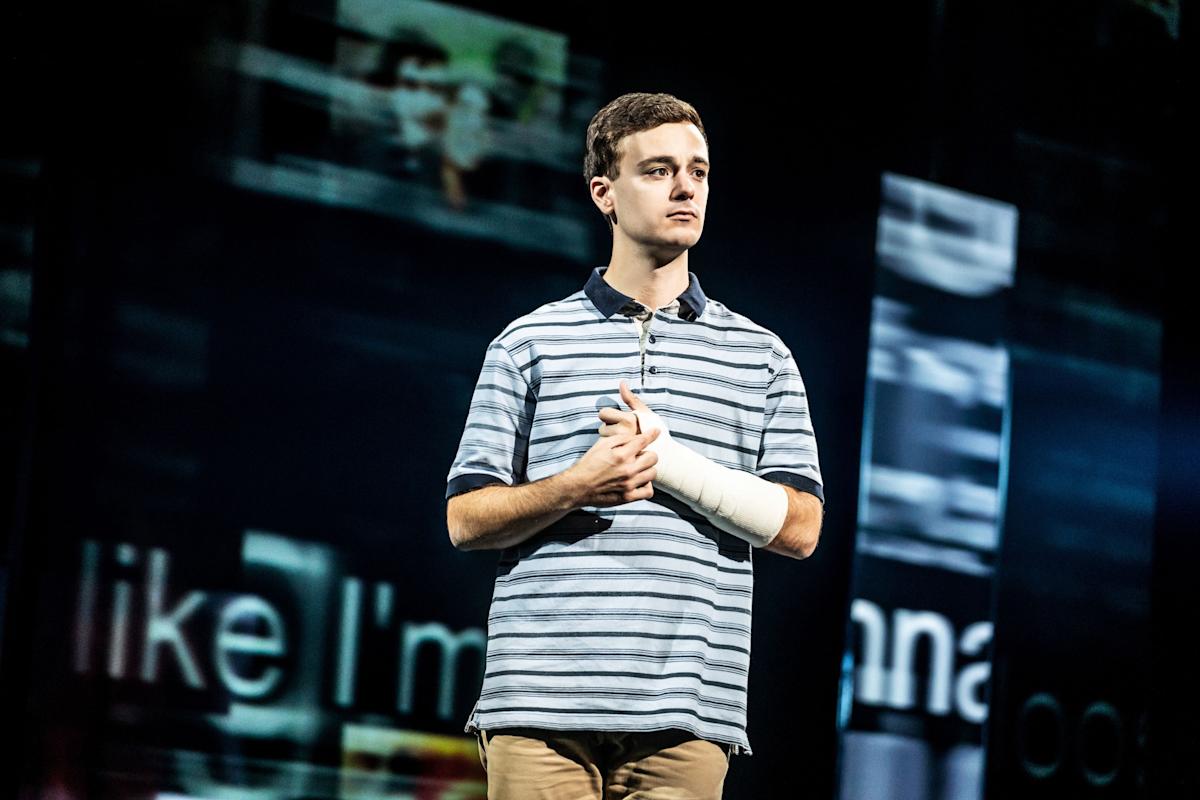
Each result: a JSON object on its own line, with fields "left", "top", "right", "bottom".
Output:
{"left": 620, "top": 380, "right": 648, "bottom": 410}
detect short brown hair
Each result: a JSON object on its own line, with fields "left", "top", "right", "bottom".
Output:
{"left": 583, "top": 92, "right": 708, "bottom": 186}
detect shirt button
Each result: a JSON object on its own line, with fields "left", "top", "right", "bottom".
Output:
{"left": 649, "top": 335, "right": 657, "bottom": 344}
{"left": 648, "top": 366, "right": 658, "bottom": 374}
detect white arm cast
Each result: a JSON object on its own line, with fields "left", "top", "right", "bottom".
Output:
{"left": 634, "top": 407, "right": 788, "bottom": 548}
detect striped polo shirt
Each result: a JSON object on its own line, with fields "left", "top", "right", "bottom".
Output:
{"left": 446, "top": 265, "right": 824, "bottom": 757}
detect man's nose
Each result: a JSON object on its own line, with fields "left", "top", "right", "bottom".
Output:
{"left": 672, "top": 173, "right": 696, "bottom": 197}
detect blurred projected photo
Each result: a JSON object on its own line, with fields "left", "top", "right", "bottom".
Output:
{"left": 859, "top": 173, "right": 1017, "bottom": 575}
{"left": 225, "top": 0, "right": 593, "bottom": 257}
{"left": 332, "top": 0, "right": 567, "bottom": 211}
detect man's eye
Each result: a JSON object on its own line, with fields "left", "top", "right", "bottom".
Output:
{"left": 694, "top": 170, "right": 707, "bottom": 179}
{"left": 649, "top": 167, "right": 667, "bottom": 175}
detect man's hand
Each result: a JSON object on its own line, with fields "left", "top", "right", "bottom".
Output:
{"left": 566, "top": 427, "right": 661, "bottom": 507}
{"left": 597, "top": 404, "right": 638, "bottom": 437}
{"left": 598, "top": 381, "right": 673, "bottom": 453}
{"left": 597, "top": 380, "right": 793, "bottom": 550}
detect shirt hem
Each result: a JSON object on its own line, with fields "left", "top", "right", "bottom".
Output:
{"left": 463, "top": 711, "right": 752, "bottom": 757}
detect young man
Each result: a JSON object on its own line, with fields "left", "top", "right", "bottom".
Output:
{"left": 446, "top": 92, "right": 824, "bottom": 799}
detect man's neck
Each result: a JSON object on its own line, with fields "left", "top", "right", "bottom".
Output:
{"left": 603, "top": 243, "right": 691, "bottom": 311}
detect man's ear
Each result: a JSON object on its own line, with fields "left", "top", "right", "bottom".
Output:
{"left": 590, "top": 176, "right": 616, "bottom": 224}
{"left": 590, "top": 176, "right": 609, "bottom": 211}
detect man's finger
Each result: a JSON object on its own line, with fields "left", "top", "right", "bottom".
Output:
{"left": 612, "top": 427, "right": 652, "bottom": 449}
{"left": 619, "top": 379, "right": 649, "bottom": 411}
{"left": 599, "top": 405, "right": 640, "bottom": 432}
{"left": 598, "top": 421, "right": 629, "bottom": 436}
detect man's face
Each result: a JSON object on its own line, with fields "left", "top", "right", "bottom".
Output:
{"left": 601, "top": 122, "right": 709, "bottom": 253}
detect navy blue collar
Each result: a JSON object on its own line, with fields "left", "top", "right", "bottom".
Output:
{"left": 584, "top": 266, "right": 707, "bottom": 321}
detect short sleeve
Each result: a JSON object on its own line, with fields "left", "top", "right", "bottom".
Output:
{"left": 756, "top": 350, "right": 824, "bottom": 504}
{"left": 445, "top": 338, "right": 535, "bottom": 500}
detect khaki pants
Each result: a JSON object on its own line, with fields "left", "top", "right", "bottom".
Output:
{"left": 475, "top": 726, "right": 731, "bottom": 799}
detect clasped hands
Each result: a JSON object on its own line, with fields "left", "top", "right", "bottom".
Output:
{"left": 594, "top": 378, "right": 790, "bottom": 548}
